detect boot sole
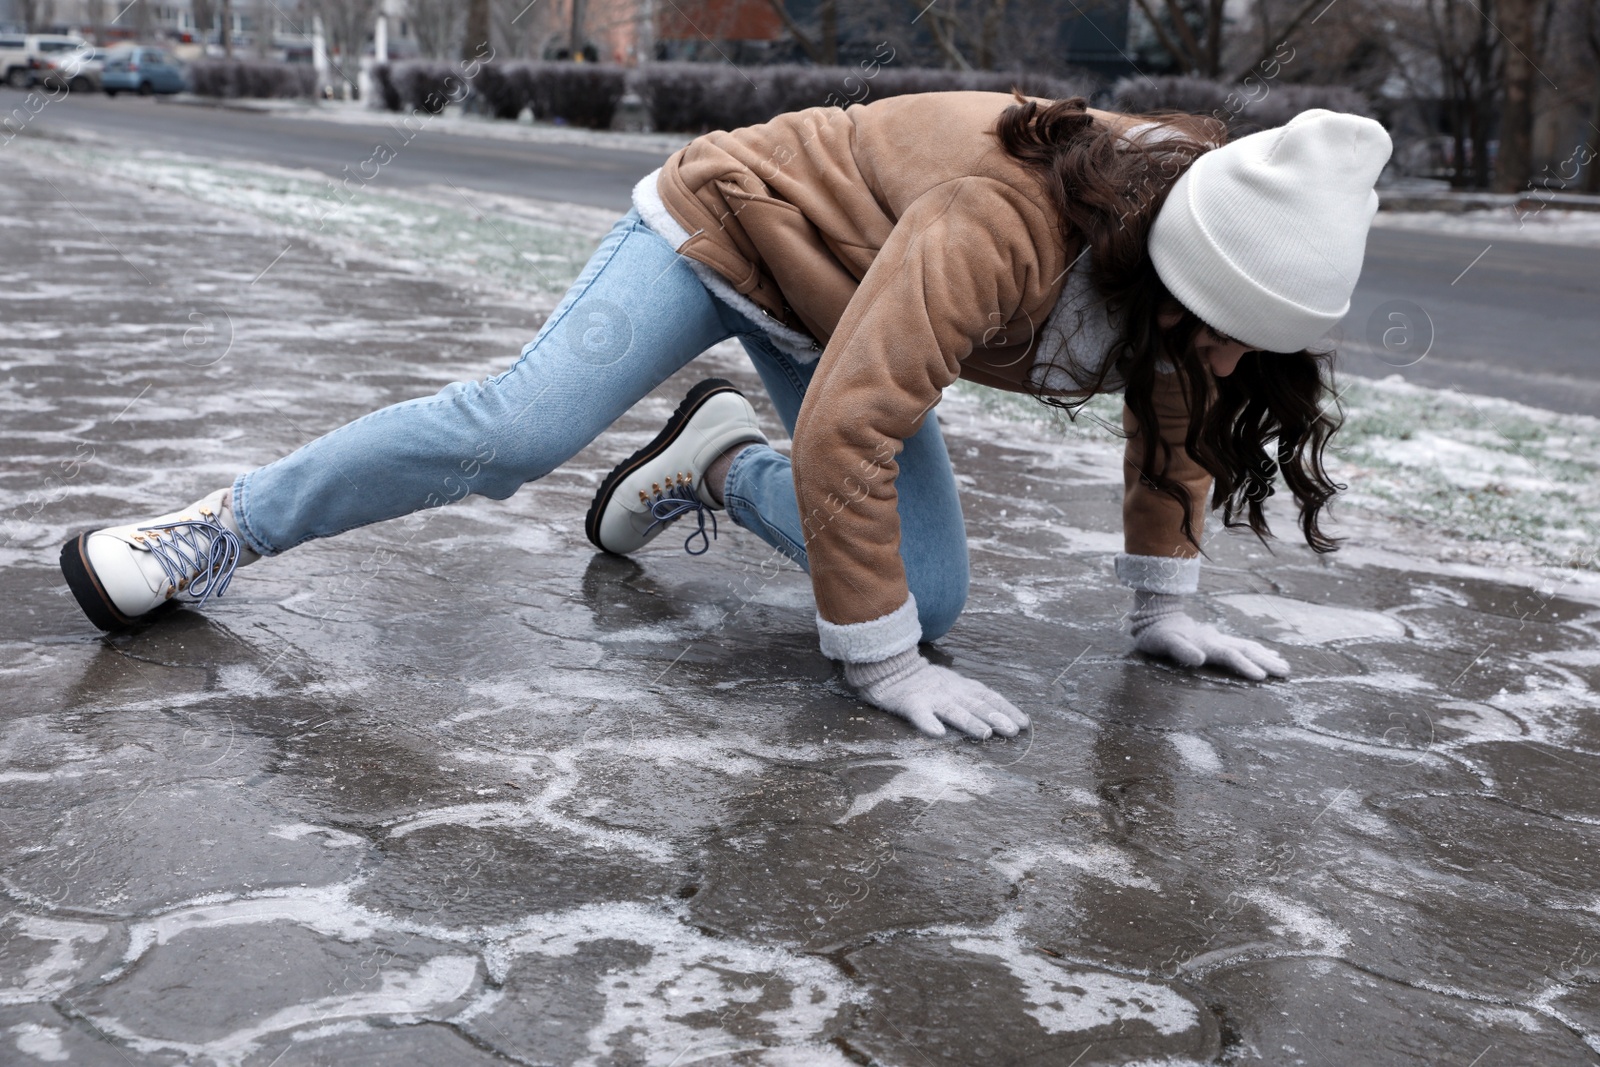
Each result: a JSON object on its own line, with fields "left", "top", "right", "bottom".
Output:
{"left": 585, "top": 378, "right": 740, "bottom": 555}
{"left": 60, "top": 533, "right": 136, "bottom": 631}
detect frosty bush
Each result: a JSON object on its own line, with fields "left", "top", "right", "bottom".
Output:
{"left": 372, "top": 62, "right": 402, "bottom": 111}
{"left": 382, "top": 61, "right": 471, "bottom": 114}
{"left": 632, "top": 62, "right": 1092, "bottom": 134}
{"left": 374, "top": 59, "right": 1092, "bottom": 134}
{"left": 1111, "top": 74, "right": 1370, "bottom": 133}
{"left": 379, "top": 60, "right": 626, "bottom": 128}
{"left": 189, "top": 60, "right": 317, "bottom": 99}
{"left": 471, "top": 62, "right": 530, "bottom": 120}
{"left": 528, "top": 63, "right": 629, "bottom": 128}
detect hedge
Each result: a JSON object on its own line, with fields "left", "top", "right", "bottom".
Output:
{"left": 1111, "top": 74, "right": 1371, "bottom": 133}
{"left": 189, "top": 59, "right": 318, "bottom": 99}
{"left": 372, "top": 59, "right": 1093, "bottom": 133}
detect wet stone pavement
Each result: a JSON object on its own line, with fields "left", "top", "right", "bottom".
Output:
{"left": 5, "top": 157, "right": 1600, "bottom": 1067}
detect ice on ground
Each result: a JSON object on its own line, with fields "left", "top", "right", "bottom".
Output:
{"left": 952, "top": 931, "right": 1200, "bottom": 1036}
{"left": 0, "top": 915, "right": 109, "bottom": 1006}
{"left": 494, "top": 901, "right": 859, "bottom": 1067}
{"left": 1168, "top": 732, "right": 1223, "bottom": 774}
{"left": 1238, "top": 887, "right": 1350, "bottom": 954}
{"left": 1216, "top": 594, "right": 1409, "bottom": 645}
{"left": 990, "top": 843, "right": 1160, "bottom": 891}
{"left": 836, "top": 751, "right": 997, "bottom": 823}
{"left": 91, "top": 956, "right": 478, "bottom": 1066}
{"left": 268, "top": 823, "right": 367, "bottom": 849}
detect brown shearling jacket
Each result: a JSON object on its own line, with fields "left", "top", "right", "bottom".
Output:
{"left": 655, "top": 91, "right": 1212, "bottom": 638}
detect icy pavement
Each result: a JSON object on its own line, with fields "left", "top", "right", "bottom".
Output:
{"left": 5, "top": 134, "right": 1600, "bottom": 1066}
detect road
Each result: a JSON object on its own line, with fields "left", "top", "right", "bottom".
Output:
{"left": 30, "top": 92, "right": 666, "bottom": 209}
{"left": 28, "top": 93, "right": 1600, "bottom": 416}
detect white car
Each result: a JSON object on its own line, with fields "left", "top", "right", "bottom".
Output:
{"left": 1, "top": 34, "right": 101, "bottom": 91}
{"left": 0, "top": 32, "right": 28, "bottom": 87}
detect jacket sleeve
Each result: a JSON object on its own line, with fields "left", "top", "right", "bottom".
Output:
{"left": 1116, "top": 367, "right": 1214, "bottom": 594}
{"left": 792, "top": 177, "right": 1059, "bottom": 663}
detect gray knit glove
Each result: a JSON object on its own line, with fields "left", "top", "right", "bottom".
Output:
{"left": 1130, "top": 591, "right": 1290, "bottom": 680}
{"left": 845, "top": 649, "right": 1030, "bottom": 740}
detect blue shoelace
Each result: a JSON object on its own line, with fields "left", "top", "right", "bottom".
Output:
{"left": 645, "top": 480, "right": 717, "bottom": 556}
{"left": 139, "top": 514, "right": 244, "bottom": 605}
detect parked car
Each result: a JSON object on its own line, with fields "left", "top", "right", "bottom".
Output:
{"left": 101, "top": 45, "right": 185, "bottom": 96}
{"left": 28, "top": 35, "right": 101, "bottom": 92}
{"left": 0, "top": 33, "right": 27, "bottom": 87}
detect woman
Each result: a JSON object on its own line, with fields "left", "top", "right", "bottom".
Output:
{"left": 60, "top": 93, "right": 1391, "bottom": 740}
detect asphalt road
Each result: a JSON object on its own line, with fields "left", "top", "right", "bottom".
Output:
{"left": 30, "top": 92, "right": 665, "bottom": 209}
{"left": 27, "top": 93, "right": 1600, "bottom": 416}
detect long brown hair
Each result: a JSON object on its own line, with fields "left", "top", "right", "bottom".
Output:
{"left": 996, "top": 95, "right": 1343, "bottom": 553}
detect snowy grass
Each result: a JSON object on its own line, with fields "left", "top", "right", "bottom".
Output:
{"left": 23, "top": 133, "right": 1598, "bottom": 573}
{"left": 1372, "top": 208, "right": 1600, "bottom": 248}
{"left": 955, "top": 373, "right": 1600, "bottom": 572}
{"left": 1329, "top": 375, "right": 1600, "bottom": 571}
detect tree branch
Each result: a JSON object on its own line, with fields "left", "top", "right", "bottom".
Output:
{"left": 924, "top": 5, "right": 974, "bottom": 70}
{"left": 1162, "top": 0, "right": 1207, "bottom": 71}
{"left": 1225, "top": 0, "right": 1324, "bottom": 80}
{"left": 1133, "top": 0, "right": 1192, "bottom": 72}
{"left": 763, "top": 0, "right": 824, "bottom": 64}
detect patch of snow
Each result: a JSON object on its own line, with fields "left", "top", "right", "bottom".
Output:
{"left": 0, "top": 915, "right": 109, "bottom": 1006}
{"left": 268, "top": 823, "right": 367, "bottom": 849}
{"left": 492, "top": 900, "right": 859, "bottom": 1067}
{"left": 1168, "top": 732, "right": 1222, "bottom": 774}
{"left": 92, "top": 955, "right": 477, "bottom": 1067}
{"left": 952, "top": 932, "right": 1199, "bottom": 1037}
{"left": 837, "top": 751, "right": 996, "bottom": 822}
{"left": 1238, "top": 888, "right": 1349, "bottom": 954}
{"left": 1372, "top": 208, "right": 1600, "bottom": 248}
{"left": 990, "top": 843, "right": 1159, "bottom": 891}
{"left": 122, "top": 884, "right": 381, "bottom": 965}
{"left": 1216, "top": 594, "right": 1408, "bottom": 646}
{"left": 9, "top": 1023, "right": 68, "bottom": 1062}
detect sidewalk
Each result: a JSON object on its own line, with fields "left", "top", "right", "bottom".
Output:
{"left": 3, "top": 142, "right": 1600, "bottom": 1065}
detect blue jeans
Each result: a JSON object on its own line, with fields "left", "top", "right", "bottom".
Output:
{"left": 231, "top": 211, "right": 970, "bottom": 640}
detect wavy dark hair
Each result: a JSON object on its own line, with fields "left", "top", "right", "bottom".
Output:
{"left": 996, "top": 94, "right": 1343, "bottom": 552}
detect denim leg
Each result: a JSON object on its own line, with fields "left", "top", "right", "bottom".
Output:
{"left": 720, "top": 329, "right": 971, "bottom": 641}
{"left": 231, "top": 211, "right": 731, "bottom": 555}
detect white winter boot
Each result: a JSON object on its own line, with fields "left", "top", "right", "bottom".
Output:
{"left": 585, "top": 378, "right": 767, "bottom": 556}
{"left": 60, "top": 487, "right": 259, "bottom": 630}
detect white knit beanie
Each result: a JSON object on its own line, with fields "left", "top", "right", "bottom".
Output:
{"left": 1148, "top": 109, "right": 1392, "bottom": 354}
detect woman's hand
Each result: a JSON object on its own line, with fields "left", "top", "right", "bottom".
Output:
{"left": 1130, "top": 591, "right": 1289, "bottom": 681}
{"left": 845, "top": 649, "right": 1030, "bottom": 739}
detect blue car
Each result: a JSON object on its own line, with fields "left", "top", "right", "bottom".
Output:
{"left": 101, "top": 46, "right": 185, "bottom": 96}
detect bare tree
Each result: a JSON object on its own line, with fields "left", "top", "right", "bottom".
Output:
{"left": 921, "top": 2, "right": 974, "bottom": 69}
{"left": 251, "top": 0, "right": 270, "bottom": 56}
{"left": 763, "top": 0, "right": 839, "bottom": 64}
{"left": 190, "top": 0, "right": 213, "bottom": 41}
{"left": 896, "top": 0, "right": 1030, "bottom": 70}
{"left": 1493, "top": 0, "right": 1540, "bottom": 189}
{"left": 1589, "top": 0, "right": 1600, "bottom": 192}
{"left": 87, "top": 0, "right": 107, "bottom": 43}
{"left": 1408, "top": 0, "right": 1500, "bottom": 187}
{"left": 407, "top": 0, "right": 463, "bottom": 59}
{"left": 1133, "top": 0, "right": 1327, "bottom": 78}
{"left": 17, "top": 0, "right": 51, "bottom": 33}
{"left": 492, "top": 0, "right": 564, "bottom": 59}
{"left": 464, "top": 0, "right": 490, "bottom": 58}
